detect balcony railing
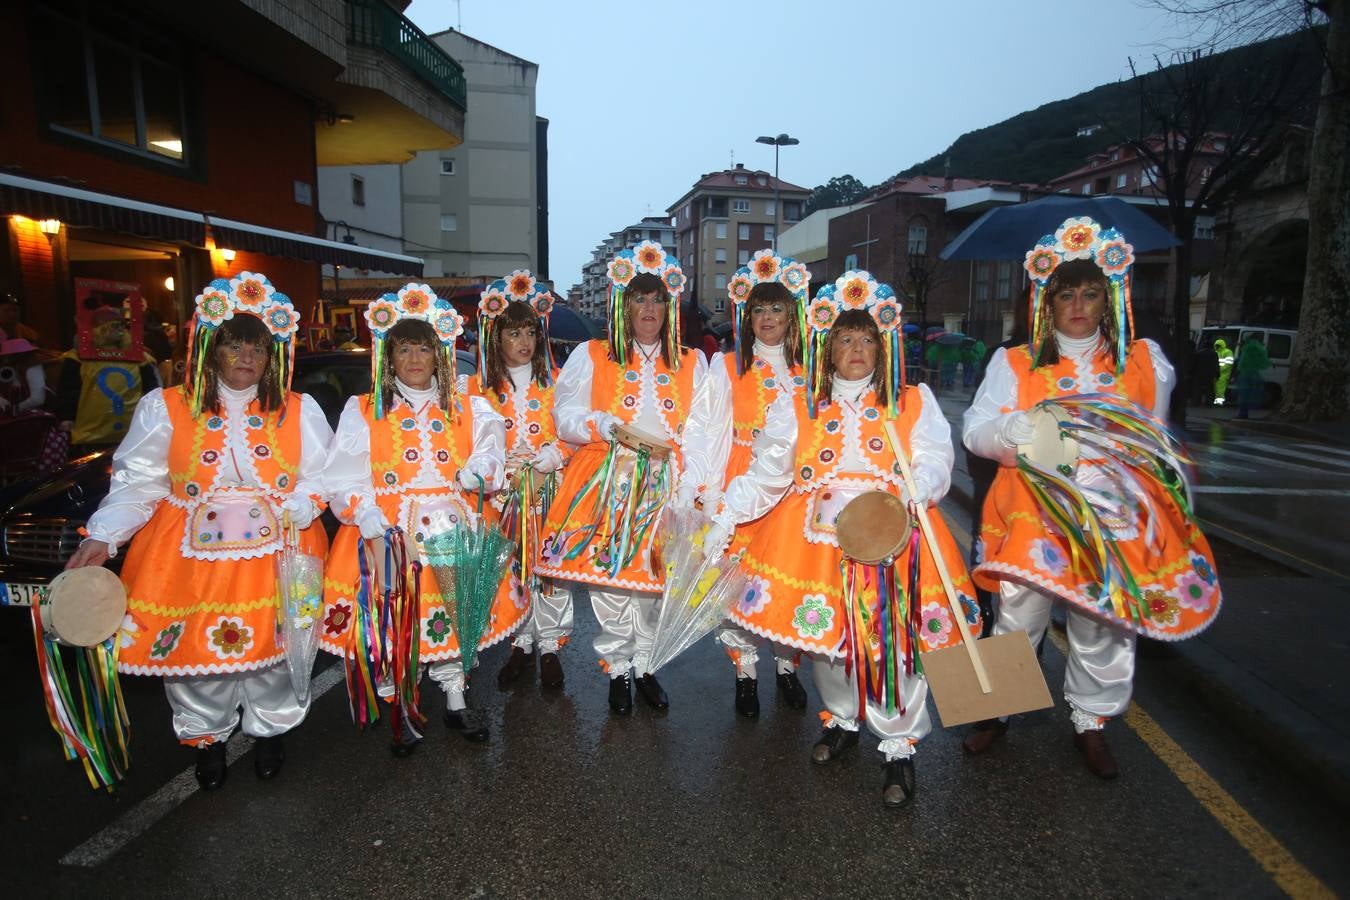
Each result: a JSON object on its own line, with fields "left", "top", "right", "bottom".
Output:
{"left": 346, "top": 0, "right": 467, "bottom": 111}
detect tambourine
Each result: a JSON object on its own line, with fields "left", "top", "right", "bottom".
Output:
{"left": 835, "top": 491, "right": 914, "bottom": 565}
{"left": 39, "top": 567, "right": 127, "bottom": 647}
{"left": 613, "top": 423, "right": 672, "bottom": 460}
{"left": 1018, "top": 404, "right": 1079, "bottom": 473}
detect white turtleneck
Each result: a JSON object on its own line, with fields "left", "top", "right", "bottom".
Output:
{"left": 216, "top": 379, "right": 258, "bottom": 409}
{"left": 753, "top": 338, "right": 787, "bottom": 369}
{"left": 830, "top": 372, "right": 873, "bottom": 405}
{"left": 1054, "top": 327, "right": 1102, "bottom": 360}
{"left": 507, "top": 362, "right": 534, "bottom": 394}
{"left": 395, "top": 376, "right": 438, "bottom": 410}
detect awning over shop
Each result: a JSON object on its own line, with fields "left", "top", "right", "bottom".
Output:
{"left": 0, "top": 172, "right": 423, "bottom": 275}
{"left": 1, "top": 172, "right": 205, "bottom": 245}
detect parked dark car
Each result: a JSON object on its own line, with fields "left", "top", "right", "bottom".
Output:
{"left": 0, "top": 349, "right": 476, "bottom": 608}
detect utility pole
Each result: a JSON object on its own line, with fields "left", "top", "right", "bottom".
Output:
{"left": 756, "top": 133, "right": 799, "bottom": 252}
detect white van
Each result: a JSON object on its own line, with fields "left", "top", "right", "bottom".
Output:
{"left": 1196, "top": 325, "right": 1298, "bottom": 406}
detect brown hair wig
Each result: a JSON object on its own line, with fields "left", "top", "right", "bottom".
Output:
{"left": 200, "top": 314, "right": 282, "bottom": 415}
{"left": 815, "top": 308, "right": 886, "bottom": 407}
{"left": 380, "top": 319, "right": 456, "bottom": 412}
{"left": 1032, "top": 258, "right": 1119, "bottom": 369}
{"left": 483, "top": 300, "right": 550, "bottom": 394}
{"left": 615, "top": 272, "right": 676, "bottom": 368}
{"left": 736, "top": 281, "right": 803, "bottom": 374}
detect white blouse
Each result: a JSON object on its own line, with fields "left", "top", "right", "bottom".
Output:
{"left": 323, "top": 376, "right": 506, "bottom": 525}
{"left": 550, "top": 340, "right": 709, "bottom": 460}
{"left": 84, "top": 382, "right": 334, "bottom": 552}
{"left": 714, "top": 379, "right": 954, "bottom": 530}
{"left": 963, "top": 333, "right": 1175, "bottom": 466}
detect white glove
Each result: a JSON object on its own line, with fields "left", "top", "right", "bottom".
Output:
{"left": 997, "top": 411, "right": 1037, "bottom": 449}
{"left": 672, "top": 484, "right": 699, "bottom": 510}
{"left": 702, "top": 522, "right": 732, "bottom": 561}
{"left": 280, "top": 496, "right": 317, "bottom": 530}
{"left": 457, "top": 456, "right": 499, "bottom": 491}
{"left": 357, "top": 507, "right": 393, "bottom": 541}
{"left": 905, "top": 478, "right": 933, "bottom": 509}
{"left": 532, "top": 443, "right": 565, "bottom": 475}
{"left": 593, "top": 413, "right": 621, "bottom": 441}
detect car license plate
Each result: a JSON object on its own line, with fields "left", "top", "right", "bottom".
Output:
{"left": 1, "top": 582, "right": 47, "bottom": 608}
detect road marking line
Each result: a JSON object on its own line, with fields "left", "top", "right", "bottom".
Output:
{"left": 1194, "top": 487, "right": 1350, "bottom": 497}
{"left": 954, "top": 509, "right": 1332, "bottom": 898}
{"left": 1037, "top": 628, "right": 1334, "bottom": 900}
{"left": 1295, "top": 442, "right": 1350, "bottom": 459}
{"left": 1197, "top": 515, "right": 1350, "bottom": 582}
{"left": 59, "top": 664, "right": 346, "bottom": 869}
{"left": 1238, "top": 440, "right": 1350, "bottom": 469}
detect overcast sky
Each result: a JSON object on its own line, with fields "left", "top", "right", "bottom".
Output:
{"left": 405, "top": 0, "right": 1186, "bottom": 293}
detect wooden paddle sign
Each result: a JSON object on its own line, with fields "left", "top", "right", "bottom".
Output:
{"left": 881, "top": 421, "right": 1052, "bottom": 728}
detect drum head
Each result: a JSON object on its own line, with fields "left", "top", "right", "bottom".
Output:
{"left": 44, "top": 567, "right": 127, "bottom": 647}
{"left": 836, "top": 491, "right": 913, "bottom": 565}
{"left": 1019, "top": 404, "right": 1079, "bottom": 471}
{"left": 614, "top": 423, "right": 672, "bottom": 459}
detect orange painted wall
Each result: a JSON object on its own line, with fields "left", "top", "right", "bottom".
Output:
{"left": 0, "top": 5, "right": 320, "bottom": 234}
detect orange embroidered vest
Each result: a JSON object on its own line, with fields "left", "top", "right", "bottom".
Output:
{"left": 724, "top": 352, "right": 806, "bottom": 448}
{"left": 364, "top": 394, "right": 473, "bottom": 495}
{"left": 1007, "top": 340, "right": 1157, "bottom": 411}
{"left": 165, "top": 386, "right": 303, "bottom": 503}
{"left": 477, "top": 368, "right": 560, "bottom": 453}
{"left": 586, "top": 340, "right": 698, "bottom": 461}
{"left": 792, "top": 386, "right": 923, "bottom": 494}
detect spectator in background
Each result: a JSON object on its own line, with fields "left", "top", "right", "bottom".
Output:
{"left": 1233, "top": 334, "right": 1270, "bottom": 420}
{"left": 334, "top": 327, "right": 362, "bottom": 350}
{"left": 962, "top": 336, "right": 986, "bottom": 392}
{"left": 701, "top": 325, "right": 720, "bottom": 361}
{"left": 1212, "top": 338, "right": 1234, "bottom": 405}
{"left": 54, "top": 307, "right": 160, "bottom": 448}
{"left": 1191, "top": 341, "right": 1220, "bottom": 406}
{"left": 0, "top": 293, "right": 42, "bottom": 346}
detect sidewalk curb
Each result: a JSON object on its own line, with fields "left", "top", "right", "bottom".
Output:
{"left": 941, "top": 441, "right": 1350, "bottom": 815}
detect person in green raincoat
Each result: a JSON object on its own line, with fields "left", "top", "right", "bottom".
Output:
{"left": 1212, "top": 338, "right": 1234, "bottom": 405}
{"left": 1234, "top": 334, "right": 1270, "bottom": 419}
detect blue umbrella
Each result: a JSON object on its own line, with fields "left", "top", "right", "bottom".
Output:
{"left": 939, "top": 196, "right": 1181, "bottom": 261}
{"left": 902, "top": 323, "right": 920, "bottom": 334}
{"left": 547, "top": 304, "right": 602, "bottom": 342}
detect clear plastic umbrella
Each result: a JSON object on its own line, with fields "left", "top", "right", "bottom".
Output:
{"left": 645, "top": 506, "right": 749, "bottom": 675}
{"left": 275, "top": 519, "right": 325, "bottom": 704}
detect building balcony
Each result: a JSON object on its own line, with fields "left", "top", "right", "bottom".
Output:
{"left": 316, "top": 0, "right": 467, "bottom": 165}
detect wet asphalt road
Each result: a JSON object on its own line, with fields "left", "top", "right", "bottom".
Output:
{"left": 4, "top": 493, "right": 1348, "bottom": 898}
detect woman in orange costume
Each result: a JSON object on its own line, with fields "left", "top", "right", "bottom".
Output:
{"left": 708, "top": 271, "right": 979, "bottom": 808}
{"left": 536, "top": 241, "right": 707, "bottom": 716}
{"left": 66, "top": 272, "right": 331, "bottom": 791}
{"left": 679, "top": 249, "right": 811, "bottom": 718}
{"left": 318, "top": 284, "right": 513, "bottom": 755}
{"left": 961, "top": 217, "right": 1221, "bottom": 779}
{"left": 470, "top": 272, "right": 576, "bottom": 689}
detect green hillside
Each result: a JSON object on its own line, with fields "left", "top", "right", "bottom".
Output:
{"left": 895, "top": 30, "right": 1321, "bottom": 185}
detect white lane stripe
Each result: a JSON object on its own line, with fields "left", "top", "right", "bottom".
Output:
{"left": 1235, "top": 440, "right": 1350, "bottom": 470}
{"left": 1193, "top": 486, "right": 1350, "bottom": 496}
{"left": 1191, "top": 445, "right": 1330, "bottom": 475}
{"left": 59, "top": 664, "right": 346, "bottom": 868}
{"left": 1295, "top": 442, "right": 1350, "bottom": 460}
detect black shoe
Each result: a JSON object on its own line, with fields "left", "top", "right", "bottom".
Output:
{"left": 497, "top": 647, "right": 535, "bottom": 686}
{"left": 194, "top": 742, "right": 228, "bottom": 790}
{"left": 776, "top": 670, "right": 808, "bottom": 709}
{"left": 882, "top": 758, "right": 917, "bottom": 808}
{"left": 443, "top": 708, "right": 490, "bottom": 743}
{"left": 635, "top": 673, "right": 669, "bottom": 711}
{"left": 961, "top": 718, "right": 1009, "bottom": 755}
{"left": 608, "top": 674, "right": 633, "bottom": 716}
{"left": 811, "top": 726, "right": 859, "bottom": 765}
{"left": 734, "top": 677, "right": 760, "bottom": 718}
{"left": 253, "top": 736, "right": 285, "bottom": 780}
{"left": 539, "top": 652, "right": 565, "bottom": 688}
{"left": 390, "top": 737, "right": 418, "bottom": 758}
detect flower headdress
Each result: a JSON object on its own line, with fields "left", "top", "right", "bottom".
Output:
{"left": 1023, "top": 216, "right": 1136, "bottom": 373}
{"left": 478, "top": 269, "right": 556, "bottom": 392}
{"left": 605, "top": 240, "right": 685, "bottom": 368}
{"left": 727, "top": 249, "right": 811, "bottom": 376}
{"left": 364, "top": 282, "right": 464, "bottom": 420}
{"left": 187, "top": 271, "right": 300, "bottom": 418}
{"left": 803, "top": 269, "right": 907, "bottom": 418}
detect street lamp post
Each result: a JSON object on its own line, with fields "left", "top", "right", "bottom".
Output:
{"left": 756, "top": 133, "right": 799, "bottom": 252}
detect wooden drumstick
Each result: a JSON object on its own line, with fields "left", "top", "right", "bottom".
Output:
{"left": 883, "top": 419, "right": 992, "bottom": 694}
